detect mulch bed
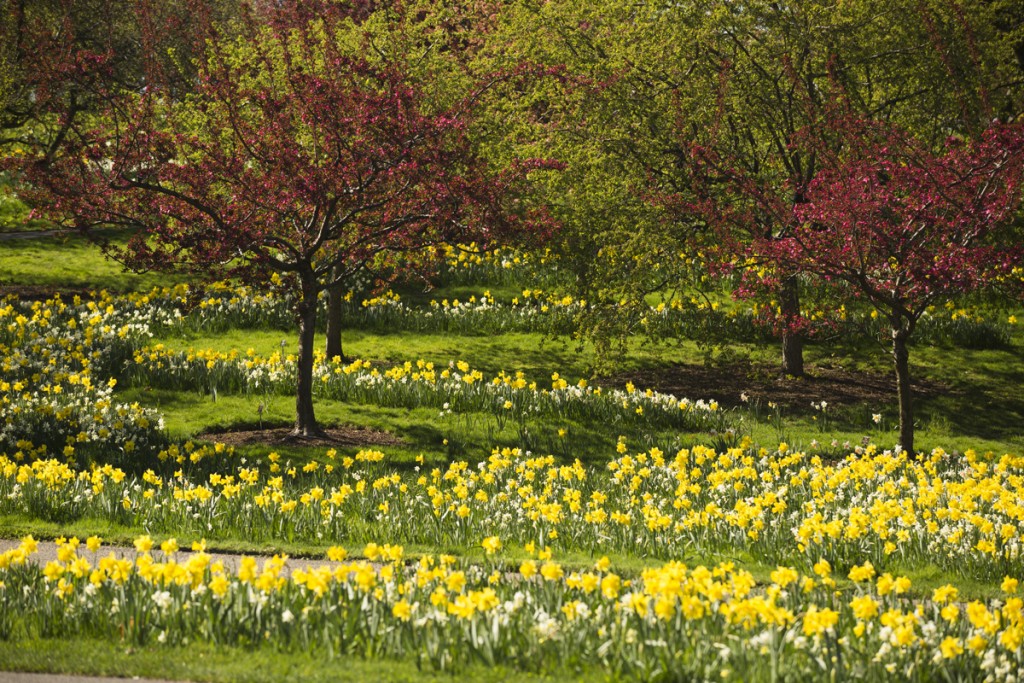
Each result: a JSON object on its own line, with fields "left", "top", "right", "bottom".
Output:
{"left": 607, "top": 361, "right": 949, "bottom": 413}
{"left": 200, "top": 425, "right": 405, "bottom": 448}
{"left": 0, "top": 284, "right": 101, "bottom": 300}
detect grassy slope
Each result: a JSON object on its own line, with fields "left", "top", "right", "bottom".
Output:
{"left": 4, "top": 233, "right": 1022, "bottom": 475}
{"left": 147, "top": 322, "right": 1024, "bottom": 456}
{"left": 2, "top": 233, "right": 1024, "bottom": 679}
{"left": 0, "top": 232, "right": 185, "bottom": 291}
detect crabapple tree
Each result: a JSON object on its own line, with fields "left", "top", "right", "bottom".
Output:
{"left": 761, "top": 116, "right": 1024, "bottom": 453}
{"left": 15, "top": 2, "right": 557, "bottom": 436}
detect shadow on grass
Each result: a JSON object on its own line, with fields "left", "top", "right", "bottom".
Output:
{"left": 808, "top": 338, "right": 1024, "bottom": 446}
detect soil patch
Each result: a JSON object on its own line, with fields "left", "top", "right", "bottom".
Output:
{"left": 0, "top": 284, "right": 100, "bottom": 301}
{"left": 200, "top": 425, "right": 404, "bottom": 448}
{"left": 0, "top": 229, "right": 66, "bottom": 240}
{"left": 607, "top": 361, "right": 950, "bottom": 413}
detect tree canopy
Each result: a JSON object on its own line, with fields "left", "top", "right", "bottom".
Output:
{"left": 477, "top": 0, "right": 1024, "bottom": 371}
{"left": 760, "top": 115, "right": 1024, "bottom": 453}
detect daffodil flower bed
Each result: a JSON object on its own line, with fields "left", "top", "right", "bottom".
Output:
{"left": 189, "top": 282, "right": 1017, "bottom": 351}
{"left": 1, "top": 378, "right": 165, "bottom": 460}
{"left": 154, "top": 277, "right": 1016, "bottom": 349}
{"left": 2, "top": 257, "right": 1023, "bottom": 680}
{"left": 428, "top": 242, "right": 562, "bottom": 289}
{"left": 1, "top": 536, "right": 1022, "bottom": 681}
{"left": 2, "top": 442, "right": 1022, "bottom": 582}
{"left": 135, "top": 278, "right": 749, "bottom": 339}
{"left": 153, "top": 282, "right": 584, "bottom": 337}
{"left": 0, "top": 295, "right": 168, "bottom": 460}
{"left": 1, "top": 286, "right": 729, "bottom": 438}
{"left": 128, "top": 347, "right": 727, "bottom": 433}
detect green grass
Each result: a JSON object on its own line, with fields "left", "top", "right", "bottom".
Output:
{"left": 0, "top": 231, "right": 186, "bottom": 292}
{"left": 115, "top": 385, "right": 627, "bottom": 466}
{"left": 797, "top": 337, "right": 1024, "bottom": 452}
{"left": 136, "top": 329, "right": 731, "bottom": 466}
{"left": 146, "top": 321, "right": 1024, "bottom": 456}
{"left": 0, "top": 637, "right": 580, "bottom": 683}
{"left": 0, "top": 176, "right": 51, "bottom": 232}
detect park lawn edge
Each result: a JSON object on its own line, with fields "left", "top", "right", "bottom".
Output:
{"left": 0, "top": 637, "right": 584, "bottom": 683}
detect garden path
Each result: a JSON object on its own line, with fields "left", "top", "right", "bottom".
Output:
{"left": 0, "top": 672, "right": 179, "bottom": 683}
{"left": 0, "top": 539, "right": 335, "bottom": 572}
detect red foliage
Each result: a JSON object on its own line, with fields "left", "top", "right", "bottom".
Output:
{"left": 15, "top": 3, "right": 557, "bottom": 285}
{"left": 9, "top": 0, "right": 559, "bottom": 434}
{"left": 662, "top": 105, "right": 1024, "bottom": 451}
{"left": 762, "top": 117, "right": 1024, "bottom": 320}
{"left": 2, "top": 0, "right": 114, "bottom": 143}
{"left": 758, "top": 114, "right": 1024, "bottom": 453}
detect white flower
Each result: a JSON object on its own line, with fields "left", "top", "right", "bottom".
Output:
{"left": 151, "top": 590, "right": 173, "bottom": 610}
{"left": 533, "top": 611, "right": 560, "bottom": 641}
{"left": 749, "top": 631, "right": 773, "bottom": 650}
{"left": 282, "top": 609, "right": 294, "bottom": 624}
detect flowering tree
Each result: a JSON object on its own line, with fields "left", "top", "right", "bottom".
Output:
{"left": 1, "top": 0, "right": 236, "bottom": 156}
{"left": 15, "top": 3, "right": 556, "bottom": 437}
{"left": 761, "top": 117, "right": 1024, "bottom": 453}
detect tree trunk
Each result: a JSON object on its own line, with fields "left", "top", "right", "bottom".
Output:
{"left": 780, "top": 275, "right": 804, "bottom": 377}
{"left": 892, "top": 325, "right": 914, "bottom": 455}
{"left": 325, "top": 277, "right": 344, "bottom": 362}
{"left": 293, "top": 273, "right": 321, "bottom": 437}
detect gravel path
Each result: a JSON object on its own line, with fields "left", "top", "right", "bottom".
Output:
{"left": 0, "top": 538, "right": 336, "bottom": 573}
{"left": 0, "top": 674, "right": 181, "bottom": 683}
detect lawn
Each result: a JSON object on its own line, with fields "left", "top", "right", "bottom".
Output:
{"left": 2, "top": 234, "right": 1024, "bottom": 681}
{"left": 0, "top": 230, "right": 187, "bottom": 292}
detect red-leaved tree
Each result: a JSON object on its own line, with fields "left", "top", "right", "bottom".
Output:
{"left": 762, "top": 116, "right": 1024, "bottom": 453}
{"left": 14, "top": 2, "right": 557, "bottom": 437}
